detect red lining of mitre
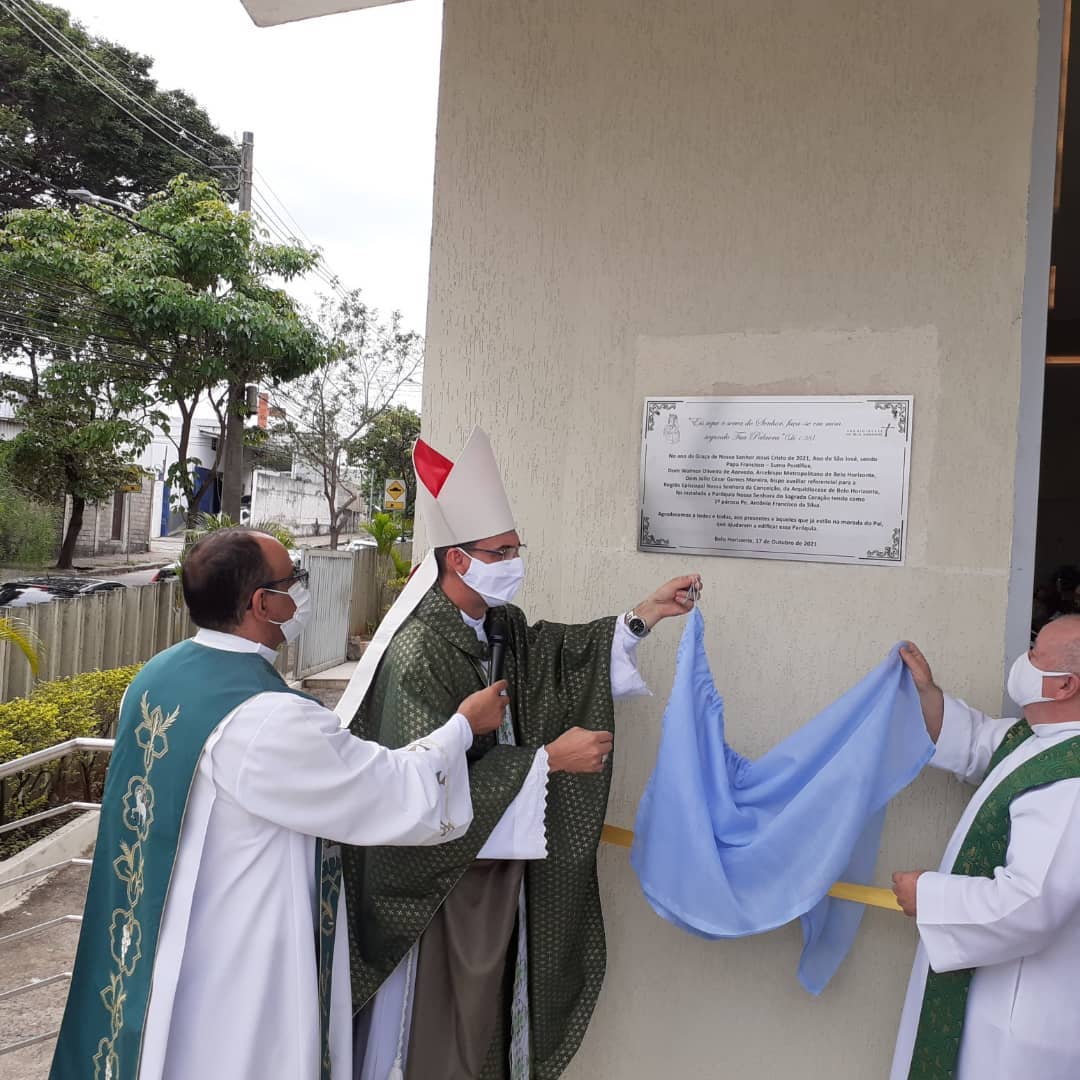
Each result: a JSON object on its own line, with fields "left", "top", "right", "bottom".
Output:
{"left": 413, "top": 438, "right": 454, "bottom": 496}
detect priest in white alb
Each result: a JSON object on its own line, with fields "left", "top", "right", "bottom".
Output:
{"left": 889, "top": 619, "right": 1080, "bottom": 1080}
{"left": 50, "top": 528, "right": 509, "bottom": 1080}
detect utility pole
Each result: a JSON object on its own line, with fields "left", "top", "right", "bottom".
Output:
{"left": 220, "top": 131, "right": 255, "bottom": 521}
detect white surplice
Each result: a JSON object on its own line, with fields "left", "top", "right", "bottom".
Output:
{"left": 133, "top": 629, "right": 475, "bottom": 1080}
{"left": 890, "top": 695, "right": 1080, "bottom": 1080}
{"left": 358, "top": 615, "right": 649, "bottom": 1080}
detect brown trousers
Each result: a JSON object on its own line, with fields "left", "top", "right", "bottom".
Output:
{"left": 405, "top": 859, "right": 524, "bottom": 1080}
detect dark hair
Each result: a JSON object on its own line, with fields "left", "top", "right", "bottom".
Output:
{"left": 182, "top": 528, "right": 272, "bottom": 631}
{"left": 434, "top": 545, "right": 452, "bottom": 575}
{"left": 435, "top": 540, "right": 482, "bottom": 576}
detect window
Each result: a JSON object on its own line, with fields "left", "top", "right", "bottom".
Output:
{"left": 111, "top": 491, "right": 125, "bottom": 541}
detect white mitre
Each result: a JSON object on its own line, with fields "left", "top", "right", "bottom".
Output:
{"left": 413, "top": 427, "right": 516, "bottom": 548}
{"left": 334, "top": 426, "right": 515, "bottom": 724}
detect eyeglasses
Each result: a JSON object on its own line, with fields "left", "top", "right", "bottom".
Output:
{"left": 463, "top": 543, "right": 527, "bottom": 561}
{"left": 256, "top": 568, "right": 309, "bottom": 592}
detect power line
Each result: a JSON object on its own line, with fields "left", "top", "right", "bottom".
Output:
{"left": 0, "top": 304, "right": 159, "bottom": 354}
{"left": 5, "top": 0, "right": 235, "bottom": 164}
{"left": 0, "top": 159, "right": 331, "bottom": 303}
{"left": 247, "top": 190, "right": 338, "bottom": 285}
{"left": 0, "top": 264, "right": 158, "bottom": 321}
{"left": 3, "top": 1, "right": 353, "bottom": 300}
{"left": 0, "top": 321, "right": 161, "bottom": 373}
{"left": 248, "top": 198, "right": 346, "bottom": 298}
{"left": 253, "top": 170, "right": 318, "bottom": 248}
{"left": 0, "top": 153, "right": 175, "bottom": 239}
{"left": 2, "top": 0, "right": 230, "bottom": 178}
{"left": 251, "top": 171, "right": 351, "bottom": 295}
{"left": 0, "top": 307, "right": 154, "bottom": 356}
{"left": 0, "top": 272, "right": 150, "bottom": 333}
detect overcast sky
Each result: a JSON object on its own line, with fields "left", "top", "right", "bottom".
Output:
{"left": 61, "top": 0, "right": 443, "bottom": 339}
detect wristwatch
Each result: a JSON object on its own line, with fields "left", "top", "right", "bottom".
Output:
{"left": 624, "top": 610, "right": 651, "bottom": 638}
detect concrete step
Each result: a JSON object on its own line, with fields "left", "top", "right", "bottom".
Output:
{"left": 302, "top": 661, "right": 358, "bottom": 691}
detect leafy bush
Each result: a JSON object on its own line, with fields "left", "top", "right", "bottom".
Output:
{"left": 0, "top": 475, "right": 59, "bottom": 567}
{"left": 0, "top": 665, "right": 140, "bottom": 857}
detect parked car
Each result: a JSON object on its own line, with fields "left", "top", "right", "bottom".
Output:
{"left": 0, "top": 576, "right": 126, "bottom": 608}
{"left": 347, "top": 537, "right": 378, "bottom": 552}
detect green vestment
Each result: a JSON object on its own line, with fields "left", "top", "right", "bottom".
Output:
{"left": 50, "top": 641, "right": 326, "bottom": 1080}
{"left": 907, "top": 720, "right": 1080, "bottom": 1079}
{"left": 342, "top": 585, "right": 616, "bottom": 1079}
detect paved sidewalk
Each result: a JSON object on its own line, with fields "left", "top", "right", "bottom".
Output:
{"left": 62, "top": 536, "right": 184, "bottom": 576}
{"left": 65, "top": 532, "right": 368, "bottom": 576}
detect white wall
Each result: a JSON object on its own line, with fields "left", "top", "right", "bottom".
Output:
{"left": 250, "top": 469, "right": 331, "bottom": 535}
{"left": 138, "top": 402, "right": 221, "bottom": 482}
{"left": 424, "top": 1, "right": 1046, "bottom": 1075}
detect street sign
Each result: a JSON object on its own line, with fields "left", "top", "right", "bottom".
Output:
{"left": 384, "top": 478, "right": 407, "bottom": 511}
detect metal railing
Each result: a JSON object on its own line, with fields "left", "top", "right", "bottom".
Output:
{"left": 0, "top": 739, "right": 111, "bottom": 1057}
{"left": 0, "top": 738, "right": 114, "bottom": 781}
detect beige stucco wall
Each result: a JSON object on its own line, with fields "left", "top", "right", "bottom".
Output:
{"left": 422, "top": 1, "right": 1044, "bottom": 1075}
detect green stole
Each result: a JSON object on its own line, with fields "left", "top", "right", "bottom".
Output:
{"left": 49, "top": 640, "right": 335, "bottom": 1080}
{"left": 907, "top": 720, "right": 1080, "bottom": 1079}
{"left": 342, "top": 585, "right": 616, "bottom": 1080}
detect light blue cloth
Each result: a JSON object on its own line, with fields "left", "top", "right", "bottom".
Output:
{"left": 630, "top": 608, "right": 933, "bottom": 994}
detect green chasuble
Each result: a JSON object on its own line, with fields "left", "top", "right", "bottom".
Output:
{"left": 343, "top": 585, "right": 616, "bottom": 1080}
{"left": 50, "top": 641, "right": 322, "bottom": 1080}
{"left": 908, "top": 720, "right": 1080, "bottom": 1080}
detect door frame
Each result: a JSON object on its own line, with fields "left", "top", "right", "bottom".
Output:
{"left": 1005, "top": 0, "right": 1067, "bottom": 708}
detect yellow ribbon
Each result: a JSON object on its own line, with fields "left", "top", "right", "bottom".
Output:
{"left": 600, "top": 824, "right": 903, "bottom": 913}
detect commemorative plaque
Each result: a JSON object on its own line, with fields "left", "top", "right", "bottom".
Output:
{"left": 638, "top": 396, "right": 913, "bottom": 566}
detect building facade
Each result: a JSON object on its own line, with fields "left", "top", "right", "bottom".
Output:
{"left": 241, "top": 3, "right": 1061, "bottom": 1076}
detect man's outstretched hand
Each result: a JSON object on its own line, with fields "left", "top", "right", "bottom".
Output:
{"left": 899, "top": 642, "right": 945, "bottom": 743}
{"left": 458, "top": 680, "right": 510, "bottom": 737}
{"left": 634, "top": 574, "right": 704, "bottom": 629}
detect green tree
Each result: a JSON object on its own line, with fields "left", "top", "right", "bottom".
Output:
{"left": 347, "top": 404, "right": 421, "bottom": 512}
{"left": 2, "top": 360, "right": 151, "bottom": 567}
{"left": 276, "top": 291, "right": 423, "bottom": 550}
{"left": 0, "top": 175, "right": 331, "bottom": 528}
{"left": 0, "top": 283, "right": 158, "bottom": 567}
{"left": 361, "top": 511, "right": 408, "bottom": 614}
{"left": 0, "top": 0, "right": 237, "bottom": 208}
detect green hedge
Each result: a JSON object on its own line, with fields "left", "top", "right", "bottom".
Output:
{"left": 0, "top": 665, "right": 140, "bottom": 857}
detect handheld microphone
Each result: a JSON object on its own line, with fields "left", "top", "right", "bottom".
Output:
{"left": 485, "top": 607, "right": 509, "bottom": 687}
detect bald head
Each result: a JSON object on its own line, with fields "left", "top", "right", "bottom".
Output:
{"left": 1033, "top": 614, "right": 1080, "bottom": 673}
{"left": 182, "top": 528, "right": 275, "bottom": 631}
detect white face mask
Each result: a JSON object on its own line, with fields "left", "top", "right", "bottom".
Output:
{"left": 266, "top": 582, "right": 313, "bottom": 644}
{"left": 1006, "top": 651, "right": 1071, "bottom": 708}
{"left": 456, "top": 551, "right": 525, "bottom": 607}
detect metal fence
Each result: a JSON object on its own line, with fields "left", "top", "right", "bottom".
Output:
{"left": 0, "top": 543, "right": 411, "bottom": 703}
{"left": 346, "top": 543, "right": 406, "bottom": 637}
{"left": 296, "top": 549, "right": 355, "bottom": 680}
{"left": 0, "top": 580, "right": 194, "bottom": 705}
